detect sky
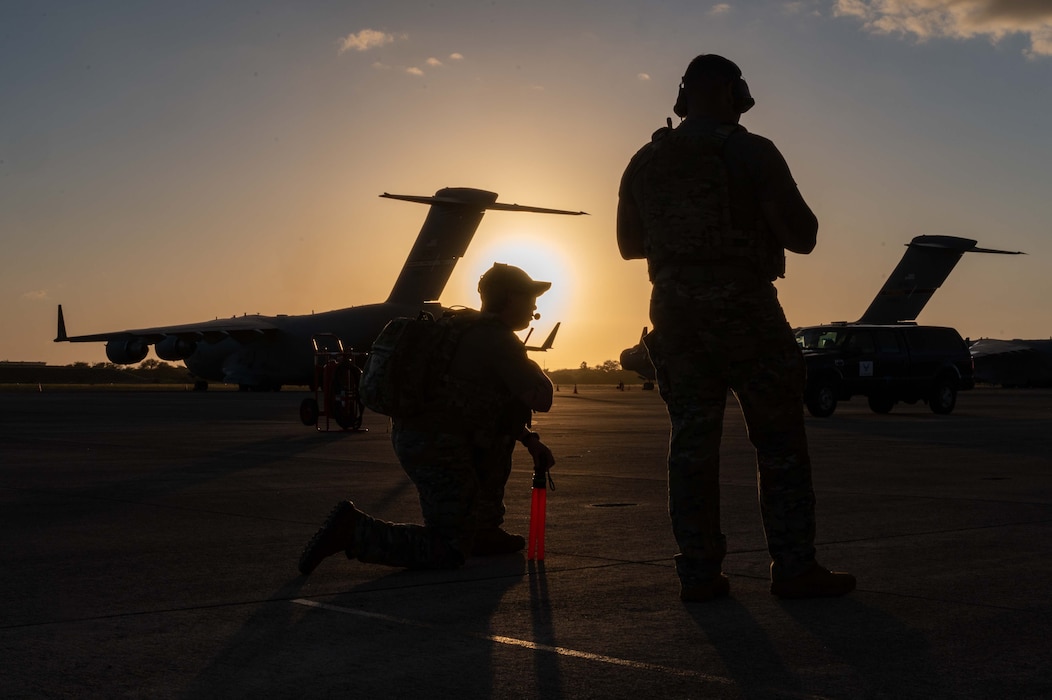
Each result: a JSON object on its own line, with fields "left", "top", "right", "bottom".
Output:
{"left": 3, "top": 0, "right": 1051, "bottom": 371}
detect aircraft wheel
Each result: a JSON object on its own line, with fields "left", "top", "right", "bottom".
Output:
{"left": 805, "top": 380, "right": 837, "bottom": 418}
{"left": 300, "top": 397, "right": 319, "bottom": 426}
{"left": 867, "top": 393, "right": 895, "bottom": 414}
{"left": 929, "top": 377, "right": 957, "bottom": 414}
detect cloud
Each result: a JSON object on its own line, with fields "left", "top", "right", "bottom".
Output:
{"left": 833, "top": 0, "right": 1052, "bottom": 57}
{"left": 406, "top": 66, "right": 424, "bottom": 76}
{"left": 21, "top": 290, "right": 49, "bottom": 301}
{"left": 338, "top": 28, "right": 400, "bottom": 54}
{"left": 637, "top": 72, "right": 651, "bottom": 81}
{"left": 449, "top": 53, "right": 464, "bottom": 61}
{"left": 709, "top": 3, "right": 732, "bottom": 15}
{"left": 426, "top": 57, "right": 443, "bottom": 67}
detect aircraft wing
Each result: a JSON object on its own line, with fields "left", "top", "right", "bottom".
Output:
{"left": 56, "top": 305, "right": 282, "bottom": 344}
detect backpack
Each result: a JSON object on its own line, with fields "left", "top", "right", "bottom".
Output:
{"left": 359, "top": 309, "right": 482, "bottom": 418}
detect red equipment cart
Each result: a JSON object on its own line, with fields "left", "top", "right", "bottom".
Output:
{"left": 299, "top": 334, "right": 366, "bottom": 432}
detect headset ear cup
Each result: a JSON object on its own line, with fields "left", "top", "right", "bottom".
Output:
{"left": 734, "top": 78, "right": 755, "bottom": 113}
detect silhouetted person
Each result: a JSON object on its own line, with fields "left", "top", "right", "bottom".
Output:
{"left": 617, "top": 54, "right": 855, "bottom": 601}
{"left": 299, "top": 263, "right": 556, "bottom": 574}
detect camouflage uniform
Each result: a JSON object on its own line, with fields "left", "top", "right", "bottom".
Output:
{"left": 349, "top": 318, "right": 539, "bottom": 569}
{"left": 620, "top": 117, "right": 817, "bottom": 585}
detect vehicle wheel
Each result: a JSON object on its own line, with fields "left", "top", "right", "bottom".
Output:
{"left": 805, "top": 380, "right": 838, "bottom": 417}
{"left": 929, "top": 377, "right": 957, "bottom": 414}
{"left": 299, "top": 397, "right": 319, "bottom": 426}
{"left": 867, "top": 393, "right": 895, "bottom": 414}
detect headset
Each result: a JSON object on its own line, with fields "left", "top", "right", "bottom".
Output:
{"left": 478, "top": 265, "right": 511, "bottom": 312}
{"left": 673, "top": 54, "right": 755, "bottom": 118}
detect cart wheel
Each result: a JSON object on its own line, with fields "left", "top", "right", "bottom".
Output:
{"left": 299, "top": 397, "right": 319, "bottom": 426}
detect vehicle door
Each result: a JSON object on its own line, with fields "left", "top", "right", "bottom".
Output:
{"left": 872, "top": 328, "right": 909, "bottom": 396}
{"left": 839, "top": 329, "right": 879, "bottom": 395}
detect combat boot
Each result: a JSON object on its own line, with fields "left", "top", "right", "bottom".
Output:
{"left": 680, "top": 573, "right": 730, "bottom": 602}
{"left": 472, "top": 528, "right": 526, "bottom": 556}
{"left": 298, "top": 501, "right": 361, "bottom": 575}
{"left": 770, "top": 563, "right": 855, "bottom": 599}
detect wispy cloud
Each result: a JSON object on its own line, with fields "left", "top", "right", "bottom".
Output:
{"left": 834, "top": 0, "right": 1052, "bottom": 57}
{"left": 709, "top": 3, "right": 732, "bottom": 15}
{"left": 449, "top": 53, "right": 464, "bottom": 61}
{"left": 406, "top": 66, "right": 424, "bottom": 76}
{"left": 22, "top": 290, "right": 48, "bottom": 301}
{"left": 637, "top": 73, "right": 651, "bottom": 81}
{"left": 337, "top": 28, "right": 401, "bottom": 54}
{"left": 426, "top": 57, "right": 443, "bottom": 67}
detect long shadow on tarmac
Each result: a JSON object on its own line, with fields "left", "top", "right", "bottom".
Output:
{"left": 182, "top": 557, "right": 531, "bottom": 698}
{"left": 686, "top": 595, "right": 941, "bottom": 698}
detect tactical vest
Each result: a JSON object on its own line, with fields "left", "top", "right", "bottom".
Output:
{"left": 638, "top": 125, "right": 784, "bottom": 281}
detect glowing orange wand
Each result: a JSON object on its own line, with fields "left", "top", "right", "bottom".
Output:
{"left": 528, "top": 463, "right": 554, "bottom": 560}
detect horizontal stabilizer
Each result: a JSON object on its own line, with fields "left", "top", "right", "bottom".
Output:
{"left": 383, "top": 187, "right": 587, "bottom": 307}
{"left": 381, "top": 191, "right": 588, "bottom": 216}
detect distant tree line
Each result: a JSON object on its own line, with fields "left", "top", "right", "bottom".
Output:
{"left": 547, "top": 360, "right": 645, "bottom": 386}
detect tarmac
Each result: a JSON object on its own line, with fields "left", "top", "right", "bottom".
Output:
{"left": 1, "top": 385, "right": 1050, "bottom": 699}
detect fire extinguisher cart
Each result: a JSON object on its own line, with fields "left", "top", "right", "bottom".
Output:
{"left": 299, "top": 334, "right": 366, "bottom": 432}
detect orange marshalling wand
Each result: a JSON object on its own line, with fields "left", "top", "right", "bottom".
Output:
{"left": 528, "top": 467, "right": 553, "bottom": 560}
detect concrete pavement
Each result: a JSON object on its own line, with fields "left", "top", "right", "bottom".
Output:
{"left": 1, "top": 386, "right": 1050, "bottom": 698}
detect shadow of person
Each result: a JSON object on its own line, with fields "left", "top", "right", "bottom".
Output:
{"left": 294, "top": 553, "right": 529, "bottom": 697}
{"left": 686, "top": 589, "right": 945, "bottom": 698}
{"left": 777, "top": 595, "right": 945, "bottom": 696}
{"left": 684, "top": 596, "right": 800, "bottom": 699}
{"left": 182, "top": 553, "right": 530, "bottom": 697}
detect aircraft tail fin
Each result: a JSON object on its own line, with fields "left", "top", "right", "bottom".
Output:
{"left": 381, "top": 188, "right": 586, "bottom": 307}
{"left": 857, "top": 235, "right": 1023, "bottom": 324}
{"left": 55, "top": 305, "right": 68, "bottom": 342}
{"left": 526, "top": 322, "right": 560, "bottom": 352}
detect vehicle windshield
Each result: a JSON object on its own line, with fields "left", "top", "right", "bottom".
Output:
{"left": 796, "top": 328, "right": 847, "bottom": 350}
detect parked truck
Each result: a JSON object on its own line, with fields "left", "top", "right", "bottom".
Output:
{"left": 795, "top": 323, "right": 975, "bottom": 417}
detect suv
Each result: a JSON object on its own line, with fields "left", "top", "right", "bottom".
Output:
{"left": 795, "top": 323, "right": 975, "bottom": 417}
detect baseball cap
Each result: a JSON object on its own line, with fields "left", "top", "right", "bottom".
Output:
{"left": 478, "top": 263, "right": 551, "bottom": 299}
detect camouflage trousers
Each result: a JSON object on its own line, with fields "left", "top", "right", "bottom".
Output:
{"left": 648, "top": 273, "right": 817, "bottom": 584}
{"left": 350, "top": 427, "right": 516, "bottom": 569}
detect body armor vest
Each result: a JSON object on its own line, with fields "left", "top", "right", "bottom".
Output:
{"left": 639, "top": 125, "right": 784, "bottom": 281}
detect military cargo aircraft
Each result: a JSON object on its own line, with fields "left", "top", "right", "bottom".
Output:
{"left": 55, "top": 187, "right": 583, "bottom": 390}
{"left": 969, "top": 338, "right": 1052, "bottom": 387}
{"left": 618, "top": 235, "right": 1023, "bottom": 382}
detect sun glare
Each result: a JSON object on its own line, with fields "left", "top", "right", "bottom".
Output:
{"left": 448, "top": 229, "right": 576, "bottom": 326}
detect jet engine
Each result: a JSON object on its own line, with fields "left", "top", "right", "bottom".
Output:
{"left": 155, "top": 336, "right": 197, "bottom": 361}
{"left": 105, "top": 338, "right": 148, "bottom": 364}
